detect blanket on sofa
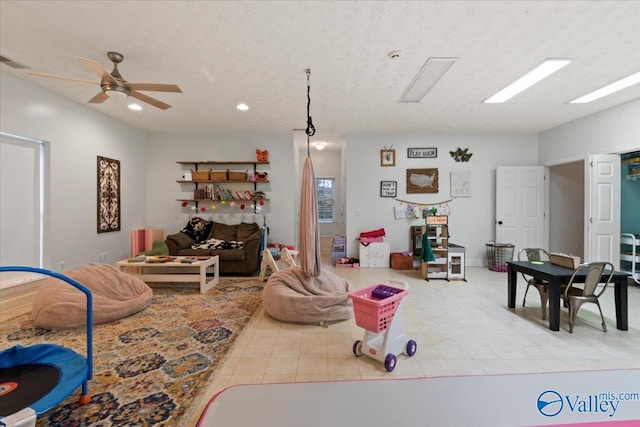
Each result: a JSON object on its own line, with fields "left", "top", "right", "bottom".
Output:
{"left": 263, "top": 267, "right": 353, "bottom": 324}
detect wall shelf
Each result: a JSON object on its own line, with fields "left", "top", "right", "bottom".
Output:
{"left": 176, "top": 160, "right": 269, "bottom": 213}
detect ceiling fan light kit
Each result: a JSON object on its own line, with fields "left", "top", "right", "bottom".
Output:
{"left": 27, "top": 51, "right": 182, "bottom": 110}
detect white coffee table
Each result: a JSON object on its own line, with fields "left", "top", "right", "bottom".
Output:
{"left": 116, "top": 256, "right": 219, "bottom": 294}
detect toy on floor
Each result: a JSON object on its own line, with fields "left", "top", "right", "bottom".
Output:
{"left": 0, "top": 266, "right": 93, "bottom": 425}
{"left": 259, "top": 247, "right": 298, "bottom": 281}
{"left": 349, "top": 279, "right": 416, "bottom": 371}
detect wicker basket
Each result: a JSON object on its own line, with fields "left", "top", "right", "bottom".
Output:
{"left": 228, "top": 170, "right": 248, "bottom": 181}
{"left": 191, "top": 169, "right": 210, "bottom": 181}
{"left": 485, "top": 242, "right": 515, "bottom": 272}
{"left": 209, "top": 170, "right": 228, "bottom": 181}
{"left": 550, "top": 253, "right": 581, "bottom": 269}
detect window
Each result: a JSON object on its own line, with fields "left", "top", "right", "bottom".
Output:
{"left": 315, "top": 177, "right": 335, "bottom": 222}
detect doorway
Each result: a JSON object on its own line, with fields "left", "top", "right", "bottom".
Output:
{"left": 549, "top": 161, "right": 584, "bottom": 257}
{"left": 547, "top": 153, "right": 624, "bottom": 267}
{"left": 293, "top": 133, "right": 346, "bottom": 255}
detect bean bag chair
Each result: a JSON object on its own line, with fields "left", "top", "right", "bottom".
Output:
{"left": 263, "top": 267, "right": 353, "bottom": 324}
{"left": 32, "top": 264, "right": 153, "bottom": 329}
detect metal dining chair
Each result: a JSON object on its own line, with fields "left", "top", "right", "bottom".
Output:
{"left": 562, "top": 262, "right": 614, "bottom": 333}
{"left": 518, "top": 248, "right": 552, "bottom": 319}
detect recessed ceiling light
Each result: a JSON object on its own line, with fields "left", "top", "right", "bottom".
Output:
{"left": 569, "top": 71, "right": 640, "bottom": 103}
{"left": 484, "top": 59, "right": 571, "bottom": 103}
{"left": 314, "top": 142, "right": 326, "bottom": 150}
{"left": 128, "top": 103, "right": 142, "bottom": 111}
{"left": 399, "top": 57, "right": 458, "bottom": 103}
{"left": 237, "top": 103, "right": 249, "bottom": 111}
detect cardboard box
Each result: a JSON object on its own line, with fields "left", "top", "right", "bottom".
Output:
{"left": 390, "top": 253, "right": 414, "bottom": 270}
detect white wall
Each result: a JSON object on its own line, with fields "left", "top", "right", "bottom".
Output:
{"left": 0, "top": 72, "right": 148, "bottom": 270}
{"left": 145, "top": 132, "right": 296, "bottom": 246}
{"left": 344, "top": 133, "right": 539, "bottom": 266}
{"left": 539, "top": 99, "right": 640, "bottom": 163}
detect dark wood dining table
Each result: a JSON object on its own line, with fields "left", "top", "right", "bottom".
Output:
{"left": 506, "top": 260, "right": 629, "bottom": 331}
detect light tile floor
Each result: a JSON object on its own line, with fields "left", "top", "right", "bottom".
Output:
{"left": 186, "top": 261, "right": 640, "bottom": 425}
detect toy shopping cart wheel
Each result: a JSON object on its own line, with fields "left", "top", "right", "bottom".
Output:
{"left": 349, "top": 279, "right": 416, "bottom": 372}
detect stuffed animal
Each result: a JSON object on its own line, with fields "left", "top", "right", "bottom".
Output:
{"left": 256, "top": 149, "right": 269, "bottom": 162}
{"left": 255, "top": 172, "right": 268, "bottom": 181}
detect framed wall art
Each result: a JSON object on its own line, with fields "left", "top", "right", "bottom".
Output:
{"left": 407, "top": 147, "right": 437, "bottom": 159}
{"left": 406, "top": 168, "right": 439, "bottom": 193}
{"left": 450, "top": 171, "right": 471, "bottom": 197}
{"left": 97, "top": 155, "right": 121, "bottom": 233}
{"left": 380, "top": 149, "right": 396, "bottom": 167}
{"left": 380, "top": 180, "right": 397, "bottom": 197}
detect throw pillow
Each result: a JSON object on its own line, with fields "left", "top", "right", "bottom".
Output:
{"left": 139, "top": 240, "right": 169, "bottom": 256}
{"left": 181, "top": 217, "right": 213, "bottom": 242}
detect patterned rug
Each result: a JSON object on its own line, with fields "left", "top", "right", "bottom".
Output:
{"left": 0, "top": 279, "right": 263, "bottom": 426}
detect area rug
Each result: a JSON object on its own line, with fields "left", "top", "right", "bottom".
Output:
{"left": 0, "top": 279, "right": 263, "bottom": 426}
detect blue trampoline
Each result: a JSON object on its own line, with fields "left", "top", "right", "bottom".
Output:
{"left": 0, "top": 266, "right": 93, "bottom": 423}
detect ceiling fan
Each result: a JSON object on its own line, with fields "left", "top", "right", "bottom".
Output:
{"left": 27, "top": 51, "right": 182, "bottom": 110}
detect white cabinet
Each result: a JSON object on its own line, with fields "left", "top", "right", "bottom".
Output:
{"left": 359, "top": 242, "right": 390, "bottom": 268}
{"left": 621, "top": 233, "right": 640, "bottom": 284}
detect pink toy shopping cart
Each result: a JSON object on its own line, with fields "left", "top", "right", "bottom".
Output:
{"left": 349, "top": 279, "right": 417, "bottom": 371}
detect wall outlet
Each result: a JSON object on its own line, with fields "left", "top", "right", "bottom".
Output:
{"left": 98, "top": 253, "right": 107, "bottom": 263}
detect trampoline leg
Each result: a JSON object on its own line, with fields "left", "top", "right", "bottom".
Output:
{"left": 78, "top": 381, "right": 91, "bottom": 405}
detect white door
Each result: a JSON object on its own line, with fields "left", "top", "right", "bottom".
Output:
{"left": 585, "top": 154, "right": 620, "bottom": 266}
{"left": 496, "top": 167, "right": 547, "bottom": 257}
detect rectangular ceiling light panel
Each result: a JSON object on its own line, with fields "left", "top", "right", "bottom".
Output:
{"left": 569, "top": 71, "right": 640, "bottom": 103}
{"left": 399, "top": 57, "right": 458, "bottom": 103}
{"left": 484, "top": 59, "right": 571, "bottom": 103}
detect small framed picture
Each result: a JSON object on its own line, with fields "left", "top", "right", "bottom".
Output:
{"left": 380, "top": 149, "right": 396, "bottom": 167}
{"left": 380, "top": 180, "right": 397, "bottom": 197}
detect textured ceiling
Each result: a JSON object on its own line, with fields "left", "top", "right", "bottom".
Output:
{"left": 1, "top": 1, "right": 640, "bottom": 135}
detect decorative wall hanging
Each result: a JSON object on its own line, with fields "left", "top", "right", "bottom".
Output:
{"left": 407, "top": 147, "right": 437, "bottom": 158}
{"left": 450, "top": 147, "right": 472, "bottom": 162}
{"left": 380, "top": 181, "right": 397, "bottom": 197}
{"left": 380, "top": 148, "right": 395, "bottom": 167}
{"left": 392, "top": 197, "right": 453, "bottom": 217}
{"left": 407, "top": 168, "right": 439, "bottom": 193}
{"left": 450, "top": 171, "right": 471, "bottom": 197}
{"left": 97, "top": 156, "right": 121, "bottom": 233}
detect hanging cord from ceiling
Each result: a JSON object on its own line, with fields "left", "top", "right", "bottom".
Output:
{"left": 305, "top": 68, "right": 316, "bottom": 156}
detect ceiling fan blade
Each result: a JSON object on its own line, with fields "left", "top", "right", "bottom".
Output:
{"left": 27, "top": 71, "right": 99, "bottom": 86}
{"left": 128, "top": 83, "right": 182, "bottom": 93}
{"left": 88, "top": 91, "right": 110, "bottom": 104}
{"left": 79, "top": 57, "right": 117, "bottom": 84}
{"left": 129, "top": 90, "right": 172, "bottom": 110}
